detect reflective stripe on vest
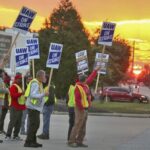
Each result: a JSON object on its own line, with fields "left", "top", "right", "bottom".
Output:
{"left": 25, "top": 79, "right": 43, "bottom": 105}
{"left": 0, "top": 81, "right": 5, "bottom": 100}
{"left": 76, "top": 84, "right": 89, "bottom": 108}
{"left": 12, "top": 84, "right": 25, "bottom": 105}
{"left": 68, "top": 85, "right": 75, "bottom": 107}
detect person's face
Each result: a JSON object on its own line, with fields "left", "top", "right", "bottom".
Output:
{"left": 16, "top": 78, "right": 22, "bottom": 85}
{"left": 40, "top": 73, "right": 46, "bottom": 83}
{"left": 27, "top": 77, "right": 32, "bottom": 84}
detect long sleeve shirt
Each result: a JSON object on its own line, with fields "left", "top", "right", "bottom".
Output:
{"left": 26, "top": 81, "right": 45, "bottom": 112}
{"left": 75, "top": 70, "right": 97, "bottom": 110}
{"left": 9, "top": 83, "right": 26, "bottom": 110}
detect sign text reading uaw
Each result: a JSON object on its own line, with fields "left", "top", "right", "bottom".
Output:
{"left": 46, "top": 43, "right": 63, "bottom": 69}
{"left": 13, "top": 6, "right": 37, "bottom": 33}
{"left": 26, "top": 38, "right": 40, "bottom": 59}
{"left": 15, "top": 47, "right": 29, "bottom": 70}
{"left": 98, "top": 22, "right": 116, "bottom": 46}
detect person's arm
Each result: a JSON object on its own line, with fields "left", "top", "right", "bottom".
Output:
{"left": 75, "top": 87, "right": 84, "bottom": 110}
{"left": 86, "top": 66, "right": 101, "bottom": 85}
{"left": 9, "top": 85, "right": 22, "bottom": 99}
{"left": 85, "top": 70, "right": 97, "bottom": 85}
{"left": 30, "top": 82, "right": 45, "bottom": 99}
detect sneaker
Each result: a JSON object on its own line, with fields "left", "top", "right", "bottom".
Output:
{"left": 77, "top": 143, "right": 88, "bottom": 147}
{"left": 5, "top": 136, "right": 11, "bottom": 141}
{"left": 37, "top": 134, "right": 49, "bottom": 140}
{"left": 13, "top": 136, "right": 23, "bottom": 141}
{"left": 68, "top": 143, "right": 79, "bottom": 148}
{"left": 0, "top": 130, "right": 6, "bottom": 135}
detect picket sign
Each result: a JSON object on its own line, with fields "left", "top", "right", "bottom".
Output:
{"left": 46, "top": 43, "right": 63, "bottom": 89}
{"left": 94, "top": 45, "right": 106, "bottom": 93}
{"left": 2, "top": 32, "right": 20, "bottom": 68}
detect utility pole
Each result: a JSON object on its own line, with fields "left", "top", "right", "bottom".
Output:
{"left": 132, "top": 41, "right": 135, "bottom": 73}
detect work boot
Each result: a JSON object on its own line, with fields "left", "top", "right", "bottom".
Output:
{"left": 37, "top": 134, "right": 49, "bottom": 140}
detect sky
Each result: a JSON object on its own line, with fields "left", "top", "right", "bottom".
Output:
{"left": 0, "top": 0, "right": 150, "bottom": 64}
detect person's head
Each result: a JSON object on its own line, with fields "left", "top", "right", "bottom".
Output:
{"left": 14, "top": 74, "right": 22, "bottom": 85}
{"left": 25, "top": 74, "right": 33, "bottom": 84}
{"left": 78, "top": 74, "right": 87, "bottom": 83}
{"left": 36, "top": 70, "right": 46, "bottom": 83}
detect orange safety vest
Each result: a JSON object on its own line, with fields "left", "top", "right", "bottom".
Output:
{"left": 76, "top": 84, "right": 89, "bottom": 108}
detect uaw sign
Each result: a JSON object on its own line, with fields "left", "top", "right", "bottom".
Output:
{"left": 75, "top": 50, "right": 88, "bottom": 74}
{"left": 94, "top": 53, "right": 109, "bottom": 75}
{"left": 0, "top": 33, "right": 12, "bottom": 67}
{"left": 15, "top": 47, "right": 29, "bottom": 70}
{"left": 26, "top": 38, "right": 40, "bottom": 59}
{"left": 98, "top": 22, "right": 116, "bottom": 46}
{"left": 46, "top": 43, "right": 63, "bottom": 69}
{"left": 13, "top": 6, "right": 37, "bottom": 34}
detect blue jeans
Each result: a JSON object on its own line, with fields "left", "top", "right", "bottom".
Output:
{"left": 20, "top": 109, "right": 29, "bottom": 133}
{"left": 42, "top": 105, "right": 54, "bottom": 135}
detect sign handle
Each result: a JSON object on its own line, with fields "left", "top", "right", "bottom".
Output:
{"left": 48, "top": 68, "right": 53, "bottom": 88}
{"left": 22, "top": 74, "right": 25, "bottom": 91}
{"left": 2, "top": 32, "right": 20, "bottom": 68}
{"left": 32, "top": 59, "right": 35, "bottom": 78}
{"left": 94, "top": 45, "right": 106, "bottom": 93}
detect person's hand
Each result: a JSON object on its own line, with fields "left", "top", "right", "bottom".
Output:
{"left": 95, "top": 65, "right": 101, "bottom": 71}
{"left": 45, "top": 91, "right": 49, "bottom": 96}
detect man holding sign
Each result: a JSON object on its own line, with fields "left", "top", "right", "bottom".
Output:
{"left": 68, "top": 66, "right": 100, "bottom": 148}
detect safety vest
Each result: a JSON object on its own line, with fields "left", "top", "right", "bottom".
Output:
{"left": 68, "top": 85, "right": 75, "bottom": 107}
{"left": 0, "top": 81, "right": 5, "bottom": 100}
{"left": 25, "top": 79, "right": 43, "bottom": 105}
{"left": 9, "top": 84, "right": 25, "bottom": 106}
{"left": 44, "top": 86, "right": 57, "bottom": 104}
{"left": 76, "top": 84, "right": 89, "bottom": 108}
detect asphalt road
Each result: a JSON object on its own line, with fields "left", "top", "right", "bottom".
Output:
{"left": 1, "top": 114, "right": 150, "bottom": 150}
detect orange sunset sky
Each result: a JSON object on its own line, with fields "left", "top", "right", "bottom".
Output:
{"left": 0, "top": 0, "right": 150, "bottom": 64}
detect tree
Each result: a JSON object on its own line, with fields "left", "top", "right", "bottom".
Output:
{"left": 37, "top": 0, "right": 90, "bottom": 97}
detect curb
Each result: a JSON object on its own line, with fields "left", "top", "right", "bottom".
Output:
{"left": 53, "top": 111, "right": 150, "bottom": 118}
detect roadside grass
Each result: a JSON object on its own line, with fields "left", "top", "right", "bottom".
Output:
{"left": 91, "top": 101, "right": 150, "bottom": 114}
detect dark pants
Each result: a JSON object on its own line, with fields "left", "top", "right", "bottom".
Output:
{"left": 25, "top": 109, "right": 40, "bottom": 144}
{"left": 6, "top": 107, "right": 23, "bottom": 137}
{"left": 68, "top": 107, "right": 75, "bottom": 141}
{"left": 0, "top": 108, "right": 8, "bottom": 131}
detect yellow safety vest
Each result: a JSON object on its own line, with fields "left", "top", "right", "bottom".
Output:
{"left": 76, "top": 84, "right": 89, "bottom": 108}
{"left": 44, "top": 86, "right": 57, "bottom": 104}
{"left": 68, "top": 85, "right": 75, "bottom": 107}
{"left": 0, "top": 81, "right": 5, "bottom": 100}
{"left": 9, "top": 84, "right": 25, "bottom": 106}
{"left": 25, "top": 79, "right": 43, "bottom": 105}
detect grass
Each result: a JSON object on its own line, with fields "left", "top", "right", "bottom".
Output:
{"left": 91, "top": 101, "right": 150, "bottom": 114}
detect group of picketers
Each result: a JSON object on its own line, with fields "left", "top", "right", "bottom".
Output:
{"left": 0, "top": 66, "right": 100, "bottom": 148}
